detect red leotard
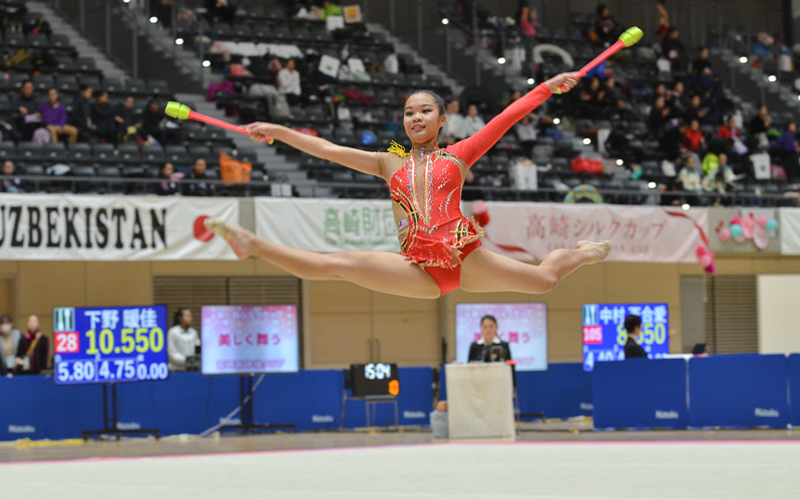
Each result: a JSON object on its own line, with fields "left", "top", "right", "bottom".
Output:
{"left": 388, "top": 83, "right": 553, "bottom": 296}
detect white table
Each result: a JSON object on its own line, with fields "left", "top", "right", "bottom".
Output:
{"left": 445, "top": 363, "right": 515, "bottom": 439}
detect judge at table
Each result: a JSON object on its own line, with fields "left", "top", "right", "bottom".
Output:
{"left": 468, "top": 315, "right": 512, "bottom": 362}
{"left": 623, "top": 314, "right": 648, "bottom": 359}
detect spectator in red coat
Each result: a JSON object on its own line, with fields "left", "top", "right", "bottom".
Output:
{"left": 717, "top": 116, "right": 741, "bottom": 140}
{"left": 684, "top": 119, "right": 705, "bottom": 152}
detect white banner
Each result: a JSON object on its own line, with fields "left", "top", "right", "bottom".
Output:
{"left": 476, "top": 202, "right": 708, "bottom": 264}
{"left": 256, "top": 198, "right": 401, "bottom": 252}
{"left": 0, "top": 194, "right": 239, "bottom": 260}
{"left": 779, "top": 208, "right": 800, "bottom": 255}
{"left": 256, "top": 198, "right": 708, "bottom": 264}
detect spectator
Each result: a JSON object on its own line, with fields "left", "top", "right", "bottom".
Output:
{"left": 142, "top": 99, "right": 180, "bottom": 146}
{"left": 717, "top": 115, "right": 741, "bottom": 140}
{"left": 14, "top": 315, "right": 49, "bottom": 375}
{"left": 40, "top": 88, "right": 77, "bottom": 143}
{"left": 601, "top": 77, "right": 619, "bottom": 106}
{"left": 467, "top": 315, "right": 511, "bottom": 362}
{"left": 668, "top": 81, "right": 688, "bottom": 117}
{"left": 277, "top": 58, "right": 301, "bottom": 106}
{"left": 167, "top": 308, "right": 200, "bottom": 371}
{"left": 662, "top": 28, "right": 686, "bottom": 70}
{"left": 649, "top": 96, "right": 671, "bottom": 133}
{"left": 204, "top": 0, "right": 238, "bottom": 26}
{"left": 13, "top": 80, "right": 40, "bottom": 141}
{"left": 684, "top": 119, "right": 705, "bottom": 152}
{"left": 0, "top": 315, "right": 21, "bottom": 375}
{"left": 684, "top": 95, "right": 708, "bottom": 124}
{"left": 579, "top": 77, "right": 603, "bottom": 118}
{"left": 114, "top": 96, "right": 141, "bottom": 142}
{"left": 678, "top": 154, "right": 702, "bottom": 192}
{"left": 623, "top": 315, "right": 648, "bottom": 358}
{"left": 749, "top": 105, "right": 770, "bottom": 149}
{"left": 463, "top": 104, "right": 486, "bottom": 137}
{"left": 593, "top": 4, "right": 619, "bottom": 45}
{"left": 605, "top": 125, "right": 631, "bottom": 164}
{"left": 702, "top": 164, "right": 729, "bottom": 195}
{"left": 518, "top": 6, "right": 539, "bottom": 39}
{"left": 183, "top": 158, "right": 215, "bottom": 196}
{"left": 91, "top": 91, "right": 118, "bottom": 143}
{"left": 69, "top": 85, "right": 93, "bottom": 141}
{"left": 444, "top": 98, "right": 466, "bottom": 141}
{"left": 155, "top": 162, "right": 179, "bottom": 195}
{"left": 1, "top": 161, "right": 26, "bottom": 193}
{"left": 660, "top": 120, "right": 688, "bottom": 160}
{"left": 771, "top": 120, "right": 799, "bottom": 180}
{"left": 514, "top": 114, "right": 538, "bottom": 152}
{"left": 692, "top": 47, "right": 712, "bottom": 75}
{"left": 655, "top": 0, "right": 670, "bottom": 42}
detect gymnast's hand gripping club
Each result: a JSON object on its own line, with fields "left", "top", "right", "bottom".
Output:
{"left": 556, "top": 26, "right": 644, "bottom": 93}
{"left": 164, "top": 101, "right": 273, "bottom": 144}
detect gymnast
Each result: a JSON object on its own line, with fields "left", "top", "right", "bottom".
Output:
{"left": 205, "top": 72, "right": 611, "bottom": 299}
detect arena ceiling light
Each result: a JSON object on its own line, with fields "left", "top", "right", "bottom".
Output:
{"left": 497, "top": 57, "right": 506, "bottom": 65}
{"left": 582, "top": 138, "right": 591, "bottom": 145}
{"left": 739, "top": 56, "right": 748, "bottom": 64}
{"left": 149, "top": 16, "right": 158, "bottom": 23}
{"left": 175, "top": 38, "right": 184, "bottom": 45}
{"left": 441, "top": 18, "right": 449, "bottom": 25}
{"left": 648, "top": 181, "right": 657, "bottom": 189}
{"left": 527, "top": 78, "right": 535, "bottom": 85}
{"left": 616, "top": 159, "right": 624, "bottom": 166}
{"left": 768, "top": 75, "right": 777, "bottom": 82}
{"left": 202, "top": 60, "right": 211, "bottom": 67}
{"left": 553, "top": 117, "right": 561, "bottom": 125}
{"left": 681, "top": 203, "right": 691, "bottom": 211}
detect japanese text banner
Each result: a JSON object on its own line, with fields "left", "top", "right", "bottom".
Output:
{"left": 255, "top": 198, "right": 401, "bottom": 253}
{"left": 0, "top": 194, "right": 239, "bottom": 260}
{"left": 477, "top": 202, "right": 708, "bottom": 263}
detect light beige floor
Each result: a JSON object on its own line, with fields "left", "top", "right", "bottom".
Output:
{"left": 3, "top": 436, "right": 800, "bottom": 499}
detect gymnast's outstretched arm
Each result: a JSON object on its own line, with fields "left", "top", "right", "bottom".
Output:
{"left": 447, "top": 72, "right": 581, "bottom": 166}
{"left": 244, "top": 123, "right": 384, "bottom": 177}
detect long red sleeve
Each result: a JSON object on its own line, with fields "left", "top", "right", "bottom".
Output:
{"left": 446, "top": 83, "right": 552, "bottom": 166}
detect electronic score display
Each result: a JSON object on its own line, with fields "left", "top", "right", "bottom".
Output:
{"left": 351, "top": 363, "right": 400, "bottom": 397}
{"left": 581, "top": 303, "right": 669, "bottom": 371}
{"left": 53, "top": 306, "right": 169, "bottom": 385}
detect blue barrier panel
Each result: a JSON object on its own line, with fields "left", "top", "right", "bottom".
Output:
{"left": 343, "top": 367, "right": 433, "bottom": 428}
{"left": 689, "top": 354, "right": 789, "bottom": 429}
{"left": 252, "top": 370, "right": 343, "bottom": 431}
{"left": 786, "top": 354, "right": 800, "bottom": 426}
{"left": 116, "top": 372, "right": 239, "bottom": 436}
{"left": 593, "top": 358, "right": 688, "bottom": 429}
{"left": 516, "top": 363, "right": 593, "bottom": 420}
{"left": 0, "top": 376, "right": 102, "bottom": 441}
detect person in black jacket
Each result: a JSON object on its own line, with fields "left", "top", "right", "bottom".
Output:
{"left": 69, "top": 85, "right": 93, "bottom": 141}
{"left": 467, "top": 315, "right": 512, "bottom": 362}
{"left": 623, "top": 314, "right": 648, "bottom": 359}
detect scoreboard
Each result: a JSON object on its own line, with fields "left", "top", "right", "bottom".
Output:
{"left": 581, "top": 303, "right": 669, "bottom": 371}
{"left": 53, "top": 306, "right": 169, "bottom": 385}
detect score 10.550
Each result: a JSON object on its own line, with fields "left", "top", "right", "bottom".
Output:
{"left": 55, "top": 328, "right": 165, "bottom": 355}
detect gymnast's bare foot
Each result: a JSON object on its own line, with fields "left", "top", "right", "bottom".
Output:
{"left": 576, "top": 240, "right": 612, "bottom": 264}
{"left": 204, "top": 218, "right": 254, "bottom": 260}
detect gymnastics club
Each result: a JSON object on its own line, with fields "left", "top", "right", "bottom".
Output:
{"left": 164, "top": 101, "right": 273, "bottom": 144}
{"left": 556, "top": 26, "right": 644, "bottom": 93}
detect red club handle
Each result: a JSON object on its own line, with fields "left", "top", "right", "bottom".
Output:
{"left": 556, "top": 39, "right": 626, "bottom": 94}
{"left": 187, "top": 109, "right": 249, "bottom": 135}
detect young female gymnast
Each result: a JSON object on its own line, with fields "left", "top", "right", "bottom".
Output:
{"left": 205, "top": 72, "right": 611, "bottom": 299}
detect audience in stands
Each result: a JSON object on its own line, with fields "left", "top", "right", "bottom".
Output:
{"left": 593, "top": 5, "right": 619, "bottom": 45}
{"left": 655, "top": 0, "right": 669, "bottom": 42}
{"left": 155, "top": 162, "right": 180, "bottom": 195}
{"left": 1, "top": 161, "right": 26, "bottom": 193}
{"left": 0, "top": 315, "right": 20, "bottom": 377}
{"left": 771, "top": 121, "right": 800, "bottom": 180}
{"left": 142, "top": 99, "right": 179, "bottom": 146}
{"left": 514, "top": 114, "right": 538, "bottom": 153}
{"left": 662, "top": 28, "right": 686, "bottom": 71}
{"left": 14, "top": 80, "right": 40, "bottom": 141}
{"left": 691, "top": 47, "right": 712, "bottom": 76}
{"left": 167, "top": 308, "right": 200, "bottom": 371}
{"left": 41, "top": 89, "right": 77, "bottom": 144}
{"left": 684, "top": 119, "right": 705, "bottom": 153}
{"left": 91, "top": 91, "right": 118, "bottom": 144}
{"left": 204, "top": 0, "right": 238, "bottom": 26}
{"left": 649, "top": 96, "right": 671, "bottom": 133}
{"left": 183, "top": 158, "right": 215, "bottom": 196}
{"left": 463, "top": 104, "right": 485, "bottom": 138}
{"left": 14, "top": 315, "right": 49, "bottom": 375}
{"left": 678, "top": 155, "right": 702, "bottom": 193}
{"left": 277, "top": 58, "right": 302, "bottom": 106}
{"left": 69, "top": 85, "right": 94, "bottom": 142}
{"left": 717, "top": 116, "right": 741, "bottom": 141}
{"left": 114, "top": 96, "right": 141, "bottom": 142}
{"left": 444, "top": 98, "right": 466, "bottom": 141}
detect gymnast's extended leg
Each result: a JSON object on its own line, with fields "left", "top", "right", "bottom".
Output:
{"left": 205, "top": 219, "right": 441, "bottom": 299}
{"left": 459, "top": 241, "right": 610, "bottom": 294}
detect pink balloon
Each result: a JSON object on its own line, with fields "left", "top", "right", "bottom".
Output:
{"left": 699, "top": 254, "right": 713, "bottom": 268}
{"left": 753, "top": 224, "right": 769, "bottom": 250}
{"left": 756, "top": 215, "right": 768, "bottom": 227}
{"left": 719, "top": 228, "right": 731, "bottom": 242}
{"left": 730, "top": 216, "right": 742, "bottom": 225}
{"left": 704, "top": 263, "right": 716, "bottom": 274}
{"left": 696, "top": 245, "right": 707, "bottom": 257}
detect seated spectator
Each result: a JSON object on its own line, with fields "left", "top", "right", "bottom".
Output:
{"left": 771, "top": 120, "right": 799, "bottom": 180}
{"left": 444, "top": 98, "right": 466, "bottom": 141}
{"left": 605, "top": 125, "right": 631, "bottom": 164}
{"left": 463, "top": 104, "right": 485, "bottom": 137}
{"left": 183, "top": 158, "right": 215, "bottom": 196}
{"left": 40, "top": 88, "right": 77, "bottom": 144}
{"left": 91, "top": 91, "right": 118, "bottom": 143}
{"left": 514, "top": 114, "right": 538, "bottom": 153}
{"left": 684, "top": 119, "right": 705, "bottom": 152}
{"left": 114, "top": 96, "right": 142, "bottom": 142}
{"left": 167, "top": 308, "right": 200, "bottom": 371}
{"left": 659, "top": 120, "right": 688, "bottom": 160}
{"left": 692, "top": 47, "right": 712, "bottom": 75}
{"left": 655, "top": 0, "right": 670, "bottom": 42}
{"left": 649, "top": 96, "right": 671, "bottom": 133}
{"left": 579, "top": 77, "right": 603, "bottom": 118}
{"left": 717, "top": 115, "right": 741, "bottom": 140}
{"left": 142, "top": 99, "right": 180, "bottom": 146}
{"left": 678, "top": 154, "right": 702, "bottom": 192}
{"left": 69, "top": 85, "right": 94, "bottom": 141}
{"left": 654, "top": 83, "right": 667, "bottom": 100}
{"left": 601, "top": 77, "right": 619, "bottom": 107}
{"left": 204, "top": 0, "right": 238, "bottom": 25}
{"left": 13, "top": 80, "right": 40, "bottom": 141}
{"left": 0, "top": 315, "right": 21, "bottom": 376}
{"left": 14, "top": 315, "right": 49, "bottom": 375}
{"left": 1, "top": 161, "right": 26, "bottom": 193}
{"left": 667, "top": 81, "right": 688, "bottom": 117}
{"left": 593, "top": 4, "right": 619, "bottom": 45}
{"left": 518, "top": 6, "right": 539, "bottom": 39}
{"left": 662, "top": 28, "right": 686, "bottom": 70}
{"left": 155, "top": 162, "right": 179, "bottom": 195}
{"left": 684, "top": 95, "right": 708, "bottom": 124}
{"left": 277, "top": 58, "right": 301, "bottom": 106}
{"left": 749, "top": 105, "right": 770, "bottom": 149}
{"left": 702, "top": 167, "right": 728, "bottom": 195}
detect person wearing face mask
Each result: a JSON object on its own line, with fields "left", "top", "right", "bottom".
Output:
{"left": 14, "top": 315, "right": 49, "bottom": 375}
{"left": 0, "top": 315, "right": 21, "bottom": 376}
{"left": 467, "top": 315, "right": 511, "bottom": 362}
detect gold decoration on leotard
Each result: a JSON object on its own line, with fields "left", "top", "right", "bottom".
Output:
{"left": 387, "top": 141, "right": 410, "bottom": 158}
